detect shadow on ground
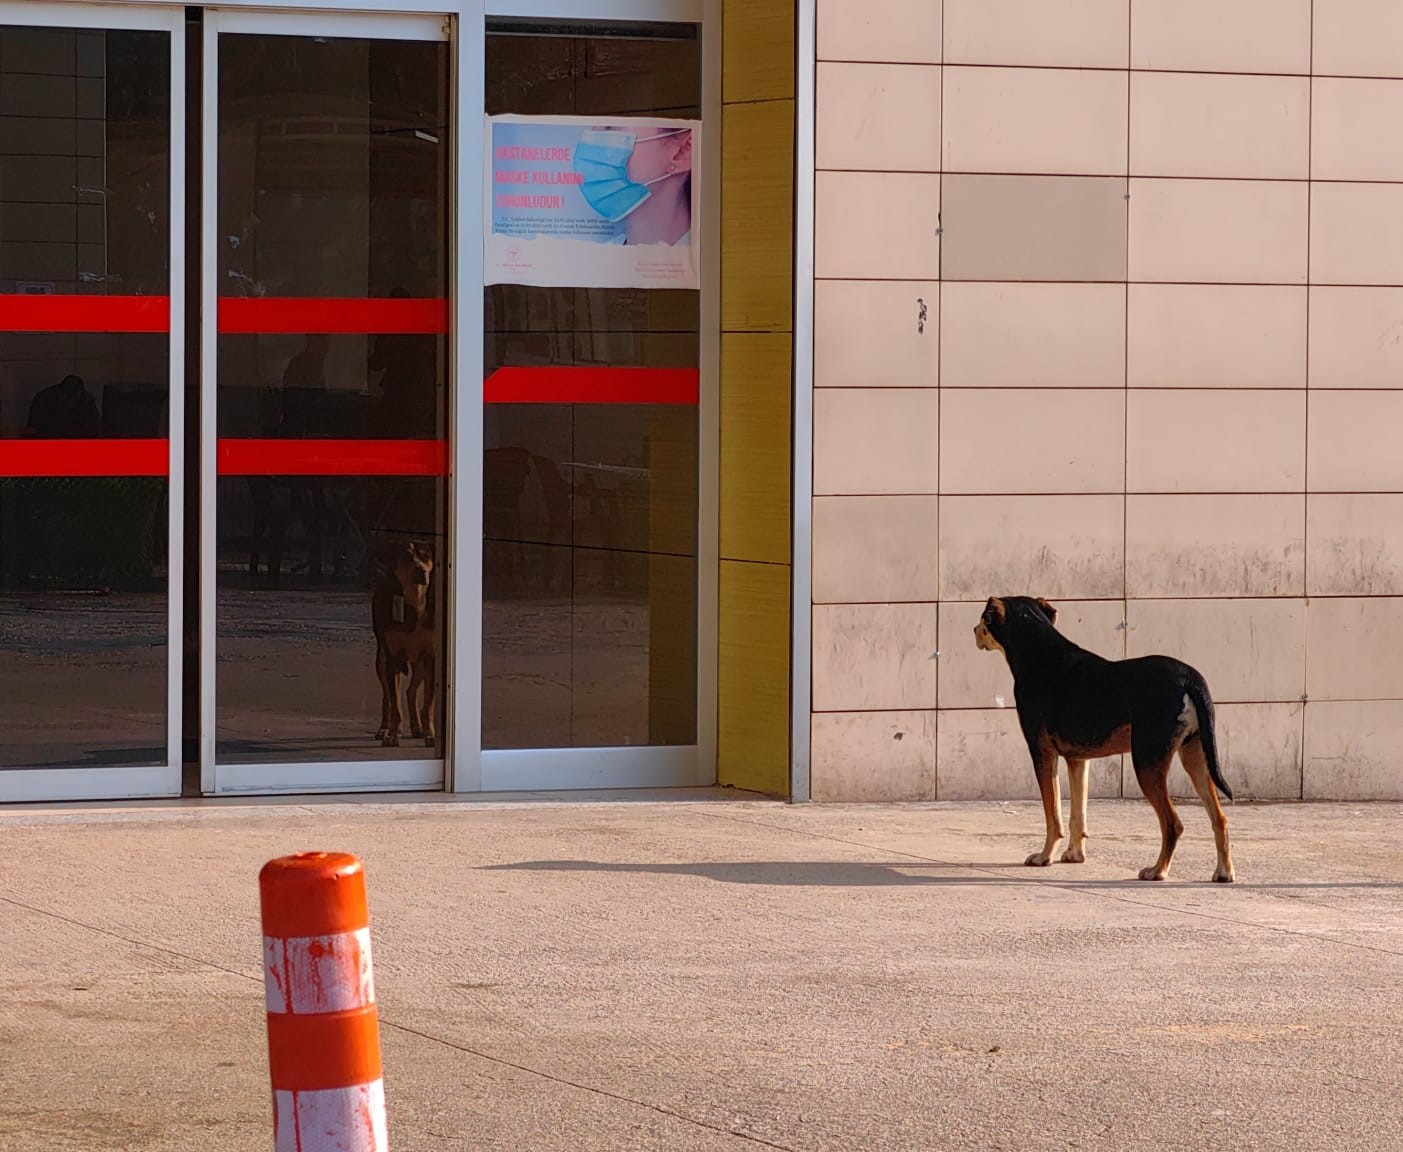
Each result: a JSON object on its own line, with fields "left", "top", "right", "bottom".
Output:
{"left": 479, "top": 859, "right": 1402, "bottom": 889}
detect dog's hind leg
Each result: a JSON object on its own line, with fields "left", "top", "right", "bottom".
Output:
{"left": 1132, "top": 750, "right": 1183, "bottom": 881}
{"left": 375, "top": 643, "right": 390, "bottom": 741}
{"left": 1180, "top": 736, "right": 1235, "bottom": 883}
{"left": 1026, "top": 746, "right": 1065, "bottom": 867}
{"left": 1061, "top": 758, "right": 1089, "bottom": 863}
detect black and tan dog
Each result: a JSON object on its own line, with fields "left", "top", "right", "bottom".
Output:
{"left": 372, "top": 541, "right": 437, "bottom": 748}
{"left": 974, "top": 596, "right": 1235, "bottom": 883}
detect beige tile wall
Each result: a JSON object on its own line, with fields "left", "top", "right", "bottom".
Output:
{"left": 810, "top": 0, "right": 1403, "bottom": 802}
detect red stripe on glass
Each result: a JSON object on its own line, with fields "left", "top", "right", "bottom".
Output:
{"left": 219, "top": 298, "right": 449, "bottom": 334}
{"left": 0, "top": 295, "right": 169, "bottom": 333}
{"left": 484, "top": 366, "right": 699, "bottom": 405}
{"left": 0, "top": 439, "right": 169, "bottom": 477}
{"left": 217, "top": 439, "right": 448, "bottom": 477}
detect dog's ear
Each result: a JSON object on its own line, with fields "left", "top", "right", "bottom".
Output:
{"left": 986, "top": 597, "right": 1006, "bottom": 625}
{"left": 1035, "top": 597, "right": 1058, "bottom": 625}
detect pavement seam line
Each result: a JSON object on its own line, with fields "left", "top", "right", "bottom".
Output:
{"left": 378, "top": 1019, "right": 800, "bottom": 1152}
{"left": 0, "top": 894, "right": 260, "bottom": 983}
{"left": 691, "top": 809, "right": 1403, "bottom": 961}
{"left": 0, "top": 892, "right": 797, "bottom": 1152}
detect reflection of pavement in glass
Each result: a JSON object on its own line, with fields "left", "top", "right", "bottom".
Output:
{"left": 2, "top": 590, "right": 671, "bottom": 773}
{"left": 216, "top": 590, "right": 437, "bottom": 764}
{"left": 0, "top": 594, "right": 165, "bottom": 769}
{"left": 483, "top": 596, "right": 651, "bottom": 748}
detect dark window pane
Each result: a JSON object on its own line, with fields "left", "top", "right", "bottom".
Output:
{"left": 1, "top": 333, "right": 168, "bottom": 440}
{"left": 0, "top": 26, "right": 170, "bottom": 770}
{"left": 483, "top": 28, "right": 700, "bottom": 749}
{"left": 0, "top": 28, "right": 170, "bottom": 296}
{"left": 217, "top": 35, "right": 448, "bottom": 299}
{"left": 215, "top": 34, "right": 450, "bottom": 765}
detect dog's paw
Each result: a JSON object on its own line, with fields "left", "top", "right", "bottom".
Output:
{"left": 423, "top": 736, "right": 435, "bottom": 748}
{"left": 375, "top": 727, "right": 387, "bottom": 741}
{"left": 1137, "top": 866, "right": 1167, "bottom": 881}
{"left": 1059, "top": 846, "right": 1086, "bottom": 864}
{"left": 1024, "top": 852, "right": 1053, "bottom": 867}
{"left": 1212, "top": 865, "right": 1235, "bottom": 883}
{"left": 381, "top": 734, "right": 400, "bottom": 748}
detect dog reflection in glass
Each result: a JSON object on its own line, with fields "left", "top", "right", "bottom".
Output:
{"left": 372, "top": 541, "right": 437, "bottom": 748}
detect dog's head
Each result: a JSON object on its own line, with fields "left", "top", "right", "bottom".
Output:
{"left": 974, "top": 596, "right": 1058, "bottom": 652}
{"left": 390, "top": 540, "right": 434, "bottom": 593}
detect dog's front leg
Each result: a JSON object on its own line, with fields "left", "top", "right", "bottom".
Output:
{"left": 383, "top": 665, "right": 403, "bottom": 747}
{"left": 420, "top": 655, "right": 437, "bottom": 748}
{"left": 1061, "top": 757, "right": 1089, "bottom": 863}
{"left": 1026, "top": 747, "right": 1064, "bottom": 867}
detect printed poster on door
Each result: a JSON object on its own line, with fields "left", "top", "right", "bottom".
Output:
{"left": 485, "top": 114, "right": 700, "bottom": 290}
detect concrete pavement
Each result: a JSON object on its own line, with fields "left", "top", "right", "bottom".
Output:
{"left": 2, "top": 791, "right": 1401, "bottom": 1151}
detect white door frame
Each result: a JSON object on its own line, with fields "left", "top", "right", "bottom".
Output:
{"left": 791, "top": 0, "right": 815, "bottom": 803}
{"left": 0, "top": 1, "right": 184, "bottom": 803}
{"left": 200, "top": 6, "right": 451, "bottom": 796}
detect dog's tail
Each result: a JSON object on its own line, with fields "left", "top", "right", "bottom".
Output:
{"left": 1187, "top": 675, "right": 1233, "bottom": 801}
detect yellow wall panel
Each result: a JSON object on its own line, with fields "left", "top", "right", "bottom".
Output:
{"left": 718, "top": 0, "right": 795, "bottom": 797}
{"left": 721, "top": 98, "right": 795, "bottom": 334}
{"left": 718, "top": 559, "right": 791, "bottom": 794}
{"left": 721, "top": 332, "right": 792, "bottom": 564}
{"left": 723, "top": 0, "right": 796, "bottom": 105}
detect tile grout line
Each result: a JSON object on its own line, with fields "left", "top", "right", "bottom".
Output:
{"left": 816, "top": 169, "right": 1403, "bottom": 184}
{"left": 817, "top": 57, "right": 1403, "bottom": 83}
{"left": 1122, "top": 3, "right": 1133, "bottom": 804}
{"left": 814, "top": 274, "right": 1403, "bottom": 287}
{"left": 1302, "top": 0, "right": 1317, "bottom": 802}
{"left": 934, "top": 0, "right": 946, "bottom": 802}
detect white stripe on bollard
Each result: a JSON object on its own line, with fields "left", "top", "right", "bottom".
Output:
{"left": 264, "top": 928, "right": 376, "bottom": 1016}
{"left": 273, "top": 1080, "right": 388, "bottom": 1152}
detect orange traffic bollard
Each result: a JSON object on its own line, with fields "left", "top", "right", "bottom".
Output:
{"left": 259, "top": 852, "right": 387, "bottom": 1152}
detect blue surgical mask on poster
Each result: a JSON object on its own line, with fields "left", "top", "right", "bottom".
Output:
{"left": 573, "top": 128, "right": 689, "bottom": 223}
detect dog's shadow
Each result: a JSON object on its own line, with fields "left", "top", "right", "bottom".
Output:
{"left": 477, "top": 860, "right": 1399, "bottom": 890}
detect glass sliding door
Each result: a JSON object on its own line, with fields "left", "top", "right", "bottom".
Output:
{"left": 203, "top": 12, "right": 451, "bottom": 795}
{"left": 0, "top": 2, "right": 717, "bottom": 805}
{"left": 480, "top": 19, "right": 710, "bottom": 790}
{"left": 0, "top": 7, "right": 183, "bottom": 801}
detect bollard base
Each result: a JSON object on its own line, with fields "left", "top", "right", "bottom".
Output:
{"left": 274, "top": 1080, "right": 388, "bottom": 1152}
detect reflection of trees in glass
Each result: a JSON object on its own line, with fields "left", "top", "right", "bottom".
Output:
{"left": 0, "top": 478, "right": 165, "bottom": 591}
